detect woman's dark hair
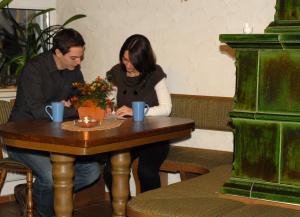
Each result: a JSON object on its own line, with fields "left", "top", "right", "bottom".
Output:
{"left": 51, "top": 28, "right": 85, "bottom": 55}
{"left": 119, "top": 34, "right": 156, "bottom": 78}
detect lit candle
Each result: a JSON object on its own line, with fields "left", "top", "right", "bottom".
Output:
{"left": 83, "top": 116, "right": 89, "bottom": 124}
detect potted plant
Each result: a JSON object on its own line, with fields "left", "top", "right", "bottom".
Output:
{"left": 0, "top": 0, "right": 86, "bottom": 87}
{"left": 70, "top": 76, "right": 113, "bottom": 121}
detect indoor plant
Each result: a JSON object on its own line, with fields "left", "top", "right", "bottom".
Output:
{"left": 0, "top": 0, "right": 86, "bottom": 87}
{"left": 70, "top": 76, "right": 113, "bottom": 121}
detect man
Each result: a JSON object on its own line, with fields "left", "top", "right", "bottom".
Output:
{"left": 6, "top": 28, "right": 100, "bottom": 217}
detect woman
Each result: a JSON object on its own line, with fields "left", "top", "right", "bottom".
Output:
{"left": 104, "top": 34, "right": 172, "bottom": 193}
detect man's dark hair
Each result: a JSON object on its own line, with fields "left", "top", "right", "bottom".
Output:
{"left": 119, "top": 34, "right": 156, "bottom": 79}
{"left": 51, "top": 28, "right": 85, "bottom": 55}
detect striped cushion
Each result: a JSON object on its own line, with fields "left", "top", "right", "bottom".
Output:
{"left": 0, "top": 100, "right": 14, "bottom": 124}
{"left": 170, "top": 94, "right": 233, "bottom": 131}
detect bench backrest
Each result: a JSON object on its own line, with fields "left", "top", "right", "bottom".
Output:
{"left": 170, "top": 94, "right": 233, "bottom": 131}
{"left": 0, "top": 100, "right": 14, "bottom": 125}
{"left": 0, "top": 100, "right": 15, "bottom": 159}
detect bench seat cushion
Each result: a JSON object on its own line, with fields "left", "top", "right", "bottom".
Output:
{"left": 131, "top": 164, "right": 232, "bottom": 201}
{"left": 128, "top": 197, "right": 245, "bottom": 217}
{"left": 128, "top": 199, "right": 300, "bottom": 217}
{"left": 128, "top": 164, "right": 300, "bottom": 217}
{"left": 163, "top": 146, "right": 233, "bottom": 171}
{"left": 128, "top": 165, "right": 243, "bottom": 217}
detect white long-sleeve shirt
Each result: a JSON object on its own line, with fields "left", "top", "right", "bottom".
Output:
{"left": 146, "top": 78, "right": 172, "bottom": 116}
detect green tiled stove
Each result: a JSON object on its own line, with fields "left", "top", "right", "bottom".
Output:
{"left": 220, "top": 0, "right": 300, "bottom": 205}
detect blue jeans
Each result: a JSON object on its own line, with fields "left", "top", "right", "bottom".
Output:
{"left": 6, "top": 147, "right": 100, "bottom": 217}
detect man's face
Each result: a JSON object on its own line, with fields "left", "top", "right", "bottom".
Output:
{"left": 55, "top": 46, "right": 84, "bottom": 70}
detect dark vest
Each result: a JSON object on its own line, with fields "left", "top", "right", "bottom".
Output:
{"left": 107, "top": 64, "right": 166, "bottom": 108}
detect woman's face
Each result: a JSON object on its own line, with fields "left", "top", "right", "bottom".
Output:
{"left": 122, "top": 50, "right": 136, "bottom": 73}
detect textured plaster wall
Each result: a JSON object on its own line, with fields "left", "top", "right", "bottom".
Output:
{"left": 56, "top": 0, "right": 275, "bottom": 97}
{"left": 9, "top": 0, "right": 55, "bottom": 9}
{"left": 55, "top": 0, "right": 275, "bottom": 152}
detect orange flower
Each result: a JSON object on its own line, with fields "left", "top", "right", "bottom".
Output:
{"left": 71, "top": 76, "right": 113, "bottom": 109}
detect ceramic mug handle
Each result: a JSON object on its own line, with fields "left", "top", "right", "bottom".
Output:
{"left": 45, "top": 105, "right": 53, "bottom": 120}
{"left": 144, "top": 104, "right": 150, "bottom": 115}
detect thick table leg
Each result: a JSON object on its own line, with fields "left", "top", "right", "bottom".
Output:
{"left": 111, "top": 150, "right": 131, "bottom": 217}
{"left": 51, "top": 153, "right": 75, "bottom": 217}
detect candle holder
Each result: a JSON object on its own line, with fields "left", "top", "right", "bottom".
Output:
{"left": 74, "top": 116, "right": 100, "bottom": 128}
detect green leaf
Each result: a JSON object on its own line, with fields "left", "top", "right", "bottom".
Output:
{"left": 0, "top": 5, "right": 87, "bottom": 86}
{"left": 62, "top": 14, "right": 86, "bottom": 26}
{"left": 9, "top": 55, "right": 26, "bottom": 76}
{"left": 30, "top": 23, "right": 48, "bottom": 52}
{"left": 3, "top": 6, "right": 23, "bottom": 30}
{"left": 0, "top": 0, "right": 12, "bottom": 9}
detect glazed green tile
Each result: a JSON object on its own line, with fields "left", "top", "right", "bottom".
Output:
{"left": 232, "top": 119, "right": 280, "bottom": 182}
{"left": 254, "top": 113, "right": 300, "bottom": 122}
{"left": 281, "top": 123, "right": 300, "bottom": 185}
{"left": 259, "top": 50, "right": 300, "bottom": 114}
{"left": 275, "top": 0, "right": 300, "bottom": 21}
{"left": 221, "top": 179, "right": 251, "bottom": 197}
{"left": 222, "top": 178, "right": 300, "bottom": 204}
{"left": 234, "top": 51, "right": 258, "bottom": 112}
{"left": 229, "top": 112, "right": 255, "bottom": 119}
{"left": 251, "top": 182, "right": 300, "bottom": 204}
{"left": 265, "top": 0, "right": 300, "bottom": 33}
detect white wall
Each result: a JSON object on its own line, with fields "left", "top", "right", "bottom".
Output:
{"left": 56, "top": 0, "right": 275, "bottom": 96}
{"left": 56, "top": 0, "right": 275, "bottom": 152}
{"left": 8, "top": 0, "right": 55, "bottom": 9}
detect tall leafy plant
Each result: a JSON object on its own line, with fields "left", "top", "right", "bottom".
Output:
{"left": 0, "top": 0, "right": 86, "bottom": 87}
{"left": 0, "top": 0, "right": 11, "bottom": 8}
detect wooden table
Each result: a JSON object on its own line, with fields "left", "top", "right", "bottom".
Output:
{"left": 0, "top": 117, "right": 194, "bottom": 217}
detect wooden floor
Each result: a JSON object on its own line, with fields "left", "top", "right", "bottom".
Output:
{"left": 0, "top": 177, "right": 112, "bottom": 217}
{"left": 0, "top": 200, "right": 112, "bottom": 217}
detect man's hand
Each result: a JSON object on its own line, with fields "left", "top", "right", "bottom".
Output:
{"left": 62, "top": 100, "right": 71, "bottom": 107}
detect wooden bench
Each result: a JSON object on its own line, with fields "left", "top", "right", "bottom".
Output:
{"left": 161, "top": 94, "right": 233, "bottom": 177}
{"left": 127, "top": 164, "right": 300, "bottom": 217}
{"left": 128, "top": 94, "right": 300, "bottom": 217}
{"left": 133, "top": 94, "right": 234, "bottom": 193}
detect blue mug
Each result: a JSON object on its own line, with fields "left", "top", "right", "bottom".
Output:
{"left": 132, "top": 101, "right": 149, "bottom": 122}
{"left": 45, "top": 102, "right": 64, "bottom": 122}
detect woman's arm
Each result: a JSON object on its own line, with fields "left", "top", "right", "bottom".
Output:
{"left": 116, "top": 78, "right": 172, "bottom": 117}
{"left": 146, "top": 78, "right": 172, "bottom": 116}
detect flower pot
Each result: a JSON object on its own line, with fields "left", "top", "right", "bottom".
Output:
{"left": 78, "top": 106, "right": 106, "bottom": 122}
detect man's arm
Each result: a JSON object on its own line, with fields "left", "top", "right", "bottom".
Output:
{"left": 18, "top": 63, "right": 51, "bottom": 119}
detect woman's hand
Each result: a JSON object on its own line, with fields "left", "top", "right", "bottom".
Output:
{"left": 116, "top": 105, "right": 133, "bottom": 117}
{"left": 106, "top": 107, "right": 112, "bottom": 114}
